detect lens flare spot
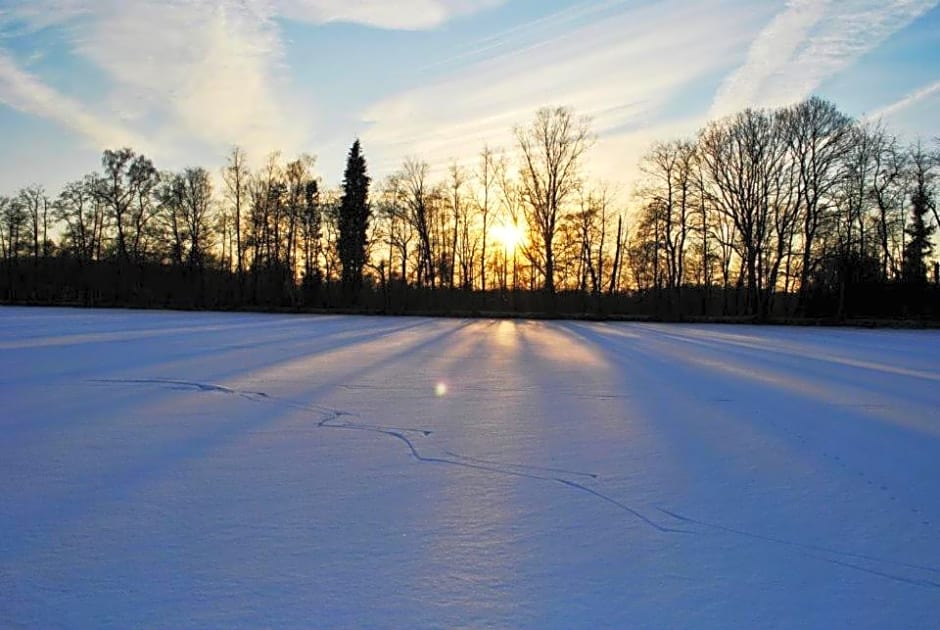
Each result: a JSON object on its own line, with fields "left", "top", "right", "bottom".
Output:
{"left": 435, "top": 382, "right": 448, "bottom": 397}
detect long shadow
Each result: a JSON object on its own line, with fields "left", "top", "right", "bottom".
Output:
{"left": 1, "top": 317, "right": 433, "bottom": 437}
{"left": 571, "top": 320, "right": 940, "bottom": 512}
{"left": 4, "top": 317, "right": 693, "bottom": 559}
{"left": 0, "top": 313, "right": 324, "bottom": 351}
{"left": 97, "top": 375, "right": 688, "bottom": 535}
{"left": 501, "top": 322, "right": 686, "bottom": 532}
{"left": 2, "top": 313, "right": 368, "bottom": 383}
{"left": 555, "top": 320, "right": 940, "bottom": 589}
{"left": 1, "top": 318, "right": 476, "bottom": 551}
{"left": 636, "top": 325, "right": 940, "bottom": 405}
{"left": 135, "top": 316, "right": 435, "bottom": 387}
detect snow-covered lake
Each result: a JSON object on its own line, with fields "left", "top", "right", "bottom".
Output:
{"left": 2, "top": 307, "right": 939, "bottom": 628}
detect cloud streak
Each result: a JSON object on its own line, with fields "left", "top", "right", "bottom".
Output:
{"left": 868, "top": 78, "right": 940, "bottom": 120}
{"left": 0, "top": 0, "right": 506, "bottom": 164}
{"left": 710, "top": 0, "right": 829, "bottom": 117}
{"left": 711, "top": 0, "right": 939, "bottom": 116}
{"left": 69, "top": 0, "right": 298, "bottom": 158}
{"left": 0, "top": 0, "right": 936, "bottom": 195}
{"left": 278, "top": 0, "right": 507, "bottom": 30}
{"left": 0, "top": 50, "right": 142, "bottom": 149}
{"left": 360, "top": 0, "right": 767, "bottom": 177}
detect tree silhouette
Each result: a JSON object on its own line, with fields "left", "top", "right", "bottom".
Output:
{"left": 0, "top": 100, "right": 937, "bottom": 320}
{"left": 902, "top": 143, "right": 936, "bottom": 284}
{"left": 338, "top": 140, "right": 371, "bottom": 299}
{"left": 515, "top": 106, "right": 593, "bottom": 293}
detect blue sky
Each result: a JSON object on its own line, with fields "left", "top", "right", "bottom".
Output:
{"left": 1, "top": 0, "right": 938, "bottom": 194}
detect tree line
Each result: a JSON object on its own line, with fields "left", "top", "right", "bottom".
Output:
{"left": 628, "top": 97, "right": 938, "bottom": 319}
{"left": 1, "top": 98, "right": 938, "bottom": 320}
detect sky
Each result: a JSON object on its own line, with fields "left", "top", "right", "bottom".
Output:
{"left": 1, "top": 0, "right": 938, "bottom": 197}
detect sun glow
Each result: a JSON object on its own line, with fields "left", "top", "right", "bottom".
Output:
{"left": 491, "top": 222, "right": 525, "bottom": 253}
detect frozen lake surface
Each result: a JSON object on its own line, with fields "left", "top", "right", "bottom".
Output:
{"left": 2, "top": 307, "right": 939, "bottom": 628}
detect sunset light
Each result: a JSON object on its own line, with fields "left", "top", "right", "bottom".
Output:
{"left": 492, "top": 222, "right": 525, "bottom": 254}
{"left": 1, "top": 1, "right": 939, "bottom": 626}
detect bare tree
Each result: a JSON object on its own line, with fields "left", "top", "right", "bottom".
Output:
{"left": 699, "top": 109, "right": 791, "bottom": 316}
{"left": 285, "top": 155, "right": 316, "bottom": 277}
{"left": 496, "top": 159, "right": 526, "bottom": 289}
{"left": 447, "top": 162, "right": 467, "bottom": 288}
{"left": 247, "top": 152, "right": 283, "bottom": 269}
{"left": 570, "top": 183, "right": 615, "bottom": 295}
{"left": 95, "top": 148, "right": 159, "bottom": 263}
{"left": 455, "top": 176, "right": 480, "bottom": 290}
{"left": 223, "top": 146, "right": 249, "bottom": 274}
{"left": 395, "top": 158, "right": 441, "bottom": 287}
{"left": 864, "top": 125, "right": 908, "bottom": 279}
{"left": 180, "top": 167, "right": 214, "bottom": 268}
{"left": 55, "top": 176, "right": 107, "bottom": 262}
{"left": 515, "top": 106, "right": 593, "bottom": 293}
{"left": 157, "top": 171, "right": 187, "bottom": 266}
{"left": 626, "top": 207, "right": 660, "bottom": 291}
{"left": 0, "top": 196, "right": 28, "bottom": 261}
{"left": 781, "top": 97, "right": 853, "bottom": 301}
{"left": 607, "top": 213, "right": 625, "bottom": 294}
{"left": 377, "top": 174, "right": 415, "bottom": 285}
{"left": 19, "top": 185, "right": 50, "bottom": 258}
{"left": 475, "top": 146, "right": 501, "bottom": 291}
{"left": 638, "top": 140, "right": 697, "bottom": 294}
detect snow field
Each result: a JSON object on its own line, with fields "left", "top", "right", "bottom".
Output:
{"left": 1, "top": 307, "right": 939, "bottom": 628}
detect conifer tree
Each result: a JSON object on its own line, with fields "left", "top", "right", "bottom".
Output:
{"left": 338, "top": 140, "right": 371, "bottom": 298}
{"left": 902, "top": 143, "right": 936, "bottom": 284}
{"left": 902, "top": 184, "right": 935, "bottom": 284}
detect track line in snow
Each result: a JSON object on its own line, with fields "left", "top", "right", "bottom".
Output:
{"left": 93, "top": 377, "right": 685, "bottom": 535}
{"left": 658, "top": 508, "right": 940, "bottom": 587}
{"left": 89, "top": 378, "right": 270, "bottom": 401}
{"left": 92, "top": 377, "right": 939, "bottom": 579}
{"left": 443, "top": 451, "right": 599, "bottom": 479}
{"left": 567, "top": 322, "right": 940, "bottom": 529}
{"left": 90, "top": 379, "right": 434, "bottom": 437}
{"left": 801, "top": 553, "right": 940, "bottom": 589}
{"left": 328, "top": 420, "right": 688, "bottom": 535}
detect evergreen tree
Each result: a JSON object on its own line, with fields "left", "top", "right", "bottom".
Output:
{"left": 902, "top": 183, "right": 935, "bottom": 284}
{"left": 338, "top": 140, "right": 371, "bottom": 298}
{"left": 902, "top": 144, "right": 936, "bottom": 284}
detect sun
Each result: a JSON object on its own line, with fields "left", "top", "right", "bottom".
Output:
{"left": 491, "top": 222, "right": 525, "bottom": 253}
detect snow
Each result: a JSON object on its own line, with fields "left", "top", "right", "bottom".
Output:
{"left": 1, "top": 306, "right": 939, "bottom": 628}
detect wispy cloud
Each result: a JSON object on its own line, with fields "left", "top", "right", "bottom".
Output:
{"left": 278, "top": 0, "right": 507, "bottom": 30}
{"left": 0, "top": 0, "right": 506, "bottom": 165}
{"left": 0, "top": 49, "right": 142, "bottom": 149}
{"left": 1, "top": 0, "right": 936, "bottom": 195}
{"left": 868, "top": 78, "right": 940, "bottom": 120}
{"left": 419, "top": 0, "right": 633, "bottom": 72}
{"left": 360, "top": 0, "right": 766, "bottom": 177}
{"left": 710, "top": 0, "right": 829, "bottom": 117}
{"left": 68, "top": 0, "right": 298, "bottom": 159}
{"left": 711, "top": 0, "right": 938, "bottom": 116}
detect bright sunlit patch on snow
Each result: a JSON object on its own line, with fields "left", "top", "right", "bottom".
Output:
{"left": 435, "top": 382, "right": 448, "bottom": 397}
{"left": 493, "top": 320, "right": 518, "bottom": 349}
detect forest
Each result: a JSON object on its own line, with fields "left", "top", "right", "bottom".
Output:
{"left": 1, "top": 97, "right": 938, "bottom": 321}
